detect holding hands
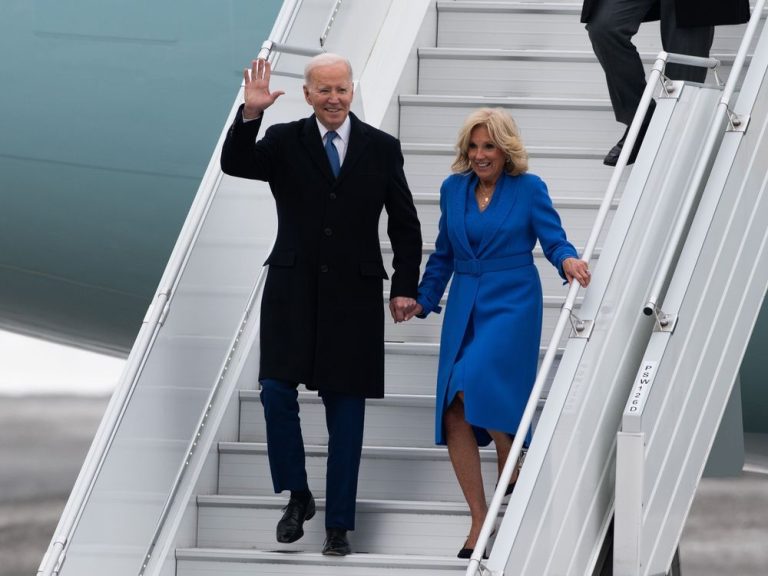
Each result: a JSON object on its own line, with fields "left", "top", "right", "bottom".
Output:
{"left": 563, "top": 257, "right": 591, "bottom": 288}
{"left": 389, "top": 297, "right": 422, "bottom": 323}
{"left": 242, "top": 59, "right": 285, "bottom": 120}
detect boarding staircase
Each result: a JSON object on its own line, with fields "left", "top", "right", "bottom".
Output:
{"left": 39, "top": 2, "right": 766, "bottom": 576}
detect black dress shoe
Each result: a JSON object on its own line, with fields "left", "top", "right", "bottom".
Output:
{"left": 603, "top": 100, "right": 656, "bottom": 167}
{"left": 322, "top": 527, "right": 351, "bottom": 556}
{"left": 276, "top": 491, "right": 315, "bottom": 543}
{"left": 505, "top": 481, "right": 516, "bottom": 496}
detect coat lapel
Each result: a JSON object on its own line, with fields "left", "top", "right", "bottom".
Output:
{"left": 476, "top": 173, "right": 520, "bottom": 256}
{"left": 335, "top": 113, "right": 369, "bottom": 186}
{"left": 448, "top": 173, "right": 476, "bottom": 259}
{"left": 300, "top": 115, "right": 336, "bottom": 184}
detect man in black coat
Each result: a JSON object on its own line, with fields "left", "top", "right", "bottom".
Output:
{"left": 220, "top": 54, "right": 422, "bottom": 555}
{"left": 583, "top": 0, "right": 751, "bottom": 165}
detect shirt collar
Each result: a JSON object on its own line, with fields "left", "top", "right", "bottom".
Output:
{"left": 316, "top": 115, "right": 351, "bottom": 143}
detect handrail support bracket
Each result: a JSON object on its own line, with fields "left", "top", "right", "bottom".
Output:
{"left": 726, "top": 110, "right": 750, "bottom": 132}
{"left": 653, "top": 308, "right": 678, "bottom": 333}
{"left": 569, "top": 313, "right": 595, "bottom": 339}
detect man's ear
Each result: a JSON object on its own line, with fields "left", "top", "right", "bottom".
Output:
{"left": 303, "top": 85, "right": 311, "bottom": 105}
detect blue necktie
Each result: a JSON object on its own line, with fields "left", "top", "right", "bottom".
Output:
{"left": 325, "top": 131, "right": 341, "bottom": 177}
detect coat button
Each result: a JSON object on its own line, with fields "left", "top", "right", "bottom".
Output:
{"left": 329, "top": 192, "right": 337, "bottom": 200}
{"left": 324, "top": 227, "right": 333, "bottom": 236}
{"left": 320, "top": 264, "right": 329, "bottom": 273}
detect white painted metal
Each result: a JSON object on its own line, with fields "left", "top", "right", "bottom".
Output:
{"left": 615, "top": 5, "right": 768, "bottom": 574}
{"left": 436, "top": 2, "right": 758, "bottom": 53}
{"left": 484, "top": 84, "right": 726, "bottom": 576}
{"left": 42, "top": 87, "right": 277, "bottom": 576}
{"left": 43, "top": 1, "right": 758, "bottom": 575}
{"left": 402, "top": 144, "right": 621, "bottom": 199}
{"left": 217, "top": 443, "right": 500, "bottom": 501}
{"left": 418, "top": 48, "right": 737, "bottom": 99}
{"left": 176, "top": 549, "right": 466, "bottom": 575}
{"left": 196, "top": 496, "right": 503, "bottom": 554}
{"left": 399, "top": 95, "right": 622, "bottom": 148}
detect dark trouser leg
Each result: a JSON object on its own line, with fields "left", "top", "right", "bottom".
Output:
{"left": 321, "top": 390, "right": 365, "bottom": 530}
{"left": 260, "top": 378, "right": 309, "bottom": 493}
{"left": 586, "top": 0, "right": 654, "bottom": 124}
{"left": 659, "top": 0, "right": 714, "bottom": 83}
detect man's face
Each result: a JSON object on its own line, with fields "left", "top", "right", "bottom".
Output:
{"left": 303, "top": 62, "right": 354, "bottom": 131}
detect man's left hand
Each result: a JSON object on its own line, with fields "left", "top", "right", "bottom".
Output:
{"left": 389, "top": 297, "right": 419, "bottom": 323}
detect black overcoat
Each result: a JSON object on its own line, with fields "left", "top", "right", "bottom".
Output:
{"left": 581, "top": 0, "right": 750, "bottom": 27}
{"left": 221, "top": 107, "right": 422, "bottom": 397}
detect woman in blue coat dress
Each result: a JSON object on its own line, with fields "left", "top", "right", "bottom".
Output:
{"left": 410, "top": 108, "right": 591, "bottom": 557}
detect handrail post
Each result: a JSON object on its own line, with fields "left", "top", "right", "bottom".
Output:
{"left": 465, "top": 3, "right": 766, "bottom": 571}
{"left": 320, "top": 0, "right": 343, "bottom": 47}
{"left": 464, "top": 50, "right": 728, "bottom": 576}
{"left": 643, "top": 0, "right": 765, "bottom": 317}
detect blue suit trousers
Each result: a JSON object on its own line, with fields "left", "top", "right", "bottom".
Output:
{"left": 259, "top": 378, "right": 366, "bottom": 530}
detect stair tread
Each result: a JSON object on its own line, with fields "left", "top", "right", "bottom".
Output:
{"left": 176, "top": 547, "right": 466, "bottom": 567}
{"left": 418, "top": 46, "right": 739, "bottom": 60}
{"left": 197, "top": 495, "right": 488, "bottom": 515}
{"left": 401, "top": 93, "right": 611, "bottom": 108}
{"left": 402, "top": 142, "right": 609, "bottom": 159}
{"left": 219, "top": 442, "right": 498, "bottom": 459}
{"left": 438, "top": 1, "right": 582, "bottom": 13}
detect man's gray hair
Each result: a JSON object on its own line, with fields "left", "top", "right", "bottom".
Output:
{"left": 304, "top": 53, "right": 353, "bottom": 84}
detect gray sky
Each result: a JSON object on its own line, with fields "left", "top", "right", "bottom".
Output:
{"left": 0, "top": 330, "right": 124, "bottom": 395}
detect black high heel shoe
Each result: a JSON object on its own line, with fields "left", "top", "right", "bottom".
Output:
{"left": 505, "top": 480, "right": 516, "bottom": 496}
{"left": 457, "top": 541, "right": 488, "bottom": 559}
{"left": 457, "top": 530, "right": 494, "bottom": 559}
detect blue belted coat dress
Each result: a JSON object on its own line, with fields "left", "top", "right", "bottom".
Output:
{"left": 416, "top": 171, "right": 578, "bottom": 445}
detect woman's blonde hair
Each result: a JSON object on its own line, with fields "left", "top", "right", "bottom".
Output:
{"left": 451, "top": 108, "right": 528, "bottom": 176}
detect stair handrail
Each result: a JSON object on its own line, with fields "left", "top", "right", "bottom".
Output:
{"left": 465, "top": 49, "right": 723, "bottom": 576}
{"left": 256, "top": 0, "right": 345, "bottom": 67}
{"left": 36, "top": 116, "right": 230, "bottom": 576}
{"left": 643, "top": 0, "right": 766, "bottom": 319}
{"left": 35, "top": 4, "right": 308, "bottom": 576}
{"left": 137, "top": 267, "right": 269, "bottom": 576}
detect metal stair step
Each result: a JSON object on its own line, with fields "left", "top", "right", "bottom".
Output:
{"left": 435, "top": 1, "right": 755, "bottom": 53}
{"left": 399, "top": 94, "right": 620, "bottom": 149}
{"left": 218, "top": 443, "right": 500, "bottom": 502}
{"left": 196, "top": 495, "right": 503, "bottom": 554}
{"left": 176, "top": 548, "right": 466, "bottom": 575}
{"left": 381, "top": 188, "right": 614, "bottom": 246}
{"left": 402, "top": 143, "right": 623, "bottom": 200}
{"left": 239, "top": 391, "right": 438, "bottom": 448}
{"left": 240, "top": 389, "right": 548, "bottom": 447}
{"left": 384, "top": 342, "right": 440, "bottom": 395}
{"left": 417, "top": 48, "right": 737, "bottom": 98}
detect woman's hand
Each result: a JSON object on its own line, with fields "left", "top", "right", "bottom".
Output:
{"left": 389, "top": 297, "right": 422, "bottom": 323}
{"left": 563, "top": 258, "right": 591, "bottom": 287}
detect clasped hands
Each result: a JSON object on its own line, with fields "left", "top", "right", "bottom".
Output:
{"left": 389, "top": 297, "right": 423, "bottom": 323}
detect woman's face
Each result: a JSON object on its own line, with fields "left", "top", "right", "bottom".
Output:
{"left": 467, "top": 125, "right": 505, "bottom": 183}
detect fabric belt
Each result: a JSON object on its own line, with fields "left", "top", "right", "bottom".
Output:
{"left": 453, "top": 253, "right": 533, "bottom": 276}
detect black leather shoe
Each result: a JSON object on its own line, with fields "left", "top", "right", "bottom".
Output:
{"left": 322, "top": 527, "right": 351, "bottom": 556}
{"left": 276, "top": 491, "right": 315, "bottom": 543}
{"left": 603, "top": 100, "right": 656, "bottom": 167}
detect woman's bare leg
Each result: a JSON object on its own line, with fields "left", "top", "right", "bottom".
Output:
{"left": 445, "top": 393, "right": 487, "bottom": 549}
{"left": 488, "top": 430, "right": 518, "bottom": 486}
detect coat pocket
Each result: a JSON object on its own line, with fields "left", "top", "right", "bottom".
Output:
{"left": 360, "top": 261, "right": 389, "bottom": 279}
